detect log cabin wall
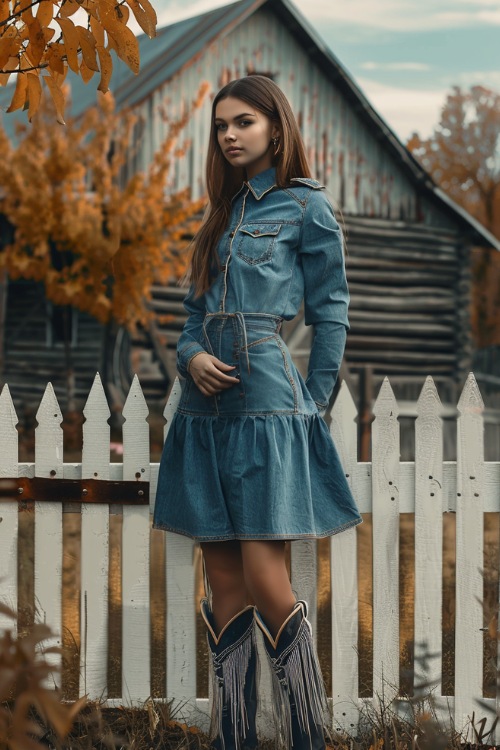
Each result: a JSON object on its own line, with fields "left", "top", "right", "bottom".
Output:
{"left": 2, "top": 279, "right": 106, "bottom": 409}
{"left": 343, "top": 217, "right": 470, "bottom": 386}
{"left": 343, "top": 216, "right": 470, "bottom": 462}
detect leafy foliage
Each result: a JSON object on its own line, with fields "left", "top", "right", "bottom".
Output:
{"left": 0, "top": 84, "right": 208, "bottom": 334}
{"left": 0, "top": 0, "right": 157, "bottom": 122}
{"left": 0, "top": 601, "right": 86, "bottom": 750}
{"left": 407, "top": 85, "right": 500, "bottom": 347}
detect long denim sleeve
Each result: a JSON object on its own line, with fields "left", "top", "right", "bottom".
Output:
{"left": 299, "top": 190, "right": 350, "bottom": 411}
{"left": 176, "top": 284, "right": 207, "bottom": 377}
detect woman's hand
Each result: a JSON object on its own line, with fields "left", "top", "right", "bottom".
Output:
{"left": 188, "top": 352, "right": 240, "bottom": 396}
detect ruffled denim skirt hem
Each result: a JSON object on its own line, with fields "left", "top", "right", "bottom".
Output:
{"left": 152, "top": 516, "right": 362, "bottom": 543}
{"left": 152, "top": 411, "right": 363, "bottom": 542}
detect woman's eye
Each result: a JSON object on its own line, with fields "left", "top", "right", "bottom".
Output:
{"left": 216, "top": 123, "right": 226, "bottom": 131}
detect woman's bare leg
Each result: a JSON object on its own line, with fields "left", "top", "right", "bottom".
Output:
{"left": 240, "top": 540, "right": 296, "bottom": 636}
{"left": 200, "top": 540, "right": 249, "bottom": 633}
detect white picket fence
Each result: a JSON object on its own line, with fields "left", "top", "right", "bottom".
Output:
{"left": 0, "top": 371, "right": 499, "bottom": 742}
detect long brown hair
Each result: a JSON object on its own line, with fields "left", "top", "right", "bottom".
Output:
{"left": 189, "top": 75, "right": 312, "bottom": 296}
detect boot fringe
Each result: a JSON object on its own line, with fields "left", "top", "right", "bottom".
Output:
{"left": 268, "top": 619, "right": 328, "bottom": 749}
{"left": 209, "top": 619, "right": 258, "bottom": 750}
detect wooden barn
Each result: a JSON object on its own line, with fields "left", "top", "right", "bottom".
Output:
{"left": 0, "top": 0, "right": 499, "bottom": 458}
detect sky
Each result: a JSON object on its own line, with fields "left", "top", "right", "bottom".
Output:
{"left": 144, "top": 0, "right": 498, "bottom": 145}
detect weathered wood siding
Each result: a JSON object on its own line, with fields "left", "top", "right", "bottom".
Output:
{"left": 3, "top": 279, "right": 105, "bottom": 407}
{"left": 132, "top": 6, "right": 456, "bottom": 232}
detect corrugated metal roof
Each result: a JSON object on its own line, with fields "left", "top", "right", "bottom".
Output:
{"left": 0, "top": 0, "right": 497, "bottom": 250}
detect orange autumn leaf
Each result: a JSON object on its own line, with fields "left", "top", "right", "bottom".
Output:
{"left": 26, "top": 70, "right": 42, "bottom": 119}
{"left": 27, "top": 18, "right": 46, "bottom": 66}
{"left": 0, "top": 28, "right": 21, "bottom": 70}
{"left": 79, "top": 57, "right": 95, "bottom": 83}
{"left": 56, "top": 17, "right": 80, "bottom": 73}
{"left": 43, "top": 74, "right": 66, "bottom": 123}
{"left": 58, "top": 0, "right": 80, "bottom": 18}
{"left": 100, "top": 12, "right": 139, "bottom": 73}
{"left": 76, "top": 24, "right": 99, "bottom": 72}
{"left": 96, "top": 44, "right": 112, "bottom": 92}
{"left": 0, "top": 0, "right": 9, "bottom": 23}
{"left": 45, "top": 43, "right": 67, "bottom": 76}
{"left": 126, "top": 0, "right": 157, "bottom": 38}
{"left": 36, "top": 1, "right": 54, "bottom": 26}
{"left": 90, "top": 15, "right": 105, "bottom": 47}
{"left": 0, "top": 55, "right": 19, "bottom": 86}
{"left": 6, "top": 69, "right": 28, "bottom": 112}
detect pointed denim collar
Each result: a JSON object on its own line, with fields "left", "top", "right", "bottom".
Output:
{"left": 244, "top": 166, "right": 277, "bottom": 200}
{"left": 232, "top": 166, "right": 324, "bottom": 201}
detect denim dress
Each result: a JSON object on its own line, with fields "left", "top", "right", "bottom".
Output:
{"left": 153, "top": 166, "right": 363, "bottom": 541}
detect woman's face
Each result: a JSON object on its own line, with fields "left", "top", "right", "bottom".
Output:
{"left": 214, "top": 96, "right": 280, "bottom": 180}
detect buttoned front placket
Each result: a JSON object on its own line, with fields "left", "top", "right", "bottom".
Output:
{"left": 220, "top": 186, "right": 250, "bottom": 312}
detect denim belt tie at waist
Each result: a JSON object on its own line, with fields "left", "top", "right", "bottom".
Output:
{"left": 202, "top": 312, "right": 283, "bottom": 374}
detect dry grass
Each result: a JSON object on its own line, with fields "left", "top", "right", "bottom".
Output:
{"left": 2, "top": 692, "right": 499, "bottom": 750}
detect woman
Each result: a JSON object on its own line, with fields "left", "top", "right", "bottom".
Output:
{"left": 153, "top": 75, "right": 362, "bottom": 750}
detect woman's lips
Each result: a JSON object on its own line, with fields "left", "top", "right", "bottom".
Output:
{"left": 226, "top": 147, "right": 243, "bottom": 156}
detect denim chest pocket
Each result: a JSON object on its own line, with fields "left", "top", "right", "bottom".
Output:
{"left": 236, "top": 223, "right": 282, "bottom": 265}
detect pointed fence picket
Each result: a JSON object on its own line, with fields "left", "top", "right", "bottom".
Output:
{"left": 0, "top": 371, "right": 499, "bottom": 742}
{"left": 455, "top": 374, "right": 485, "bottom": 740}
{"left": 80, "top": 373, "right": 110, "bottom": 700}
{"left": 34, "top": 384, "right": 64, "bottom": 689}
{"left": 414, "top": 377, "right": 443, "bottom": 700}
{"left": 0, "top": 385, "right": 18, "bottom": 633}
{"left": 372, "top": 378, "right": 400, "bottom": 707}
{"left": 162, "top": 381, "right": 197, "bottom": 714}
{"left": 121, "top": 376, "right": 151, "bottom": 704}
{"left": 329, "top": 383, "right": 360, "bottom": 733}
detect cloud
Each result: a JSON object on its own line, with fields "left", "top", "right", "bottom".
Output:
{"left": 155, "top": 0, "right": 229, "bottom": 27}
{"left": 304, "top": 0, "right": 500, "bottom": 30}
{"left": 355, "top": 77, "right": 447, "bottom": 140}
{"left": 477, "top": 10, "right": 500, "bottom": 23}
{"left": 360, "top": 62, "right": 432, "bottom": 72}
{"left": 441, "top": 70, "right": 500, "bottom": 92}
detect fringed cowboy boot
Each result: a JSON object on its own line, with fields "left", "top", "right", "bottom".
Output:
{"left": 201, "top": 598, "right": 259, "bottom": 750}
{"left": 254, "top": 600, "right": 328, "bottom": 750}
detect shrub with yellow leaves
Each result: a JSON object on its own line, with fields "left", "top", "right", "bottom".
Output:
{"left": 0, "top": 83, "right": 207, "bottom": 334}
{"left": 0, "top": 601, "right": 86, "bottom": 750}
{"left": 0, "top": 82, "right": 207, "bottom": 408}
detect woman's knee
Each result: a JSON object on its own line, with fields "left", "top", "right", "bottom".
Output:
{"left": 240, "top": 541, "right": 293, "bottom": 600}
{"left": 201, "top": 540, "right": 246, "bottom": 597}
